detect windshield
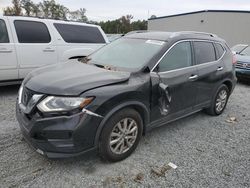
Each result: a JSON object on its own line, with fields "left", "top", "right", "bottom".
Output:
{"left": 240, "top": 46, "right": 250, "bottom": 56}
{"left": 231, "top": 44, "right": 248, "bottom": 53}
{"left": 88, "top": 38, "right": 165, "bottom": 70}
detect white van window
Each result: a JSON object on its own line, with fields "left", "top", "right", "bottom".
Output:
{"left": 14, "top": 20, "right": 51, "bottom": 43}
{"left": 54, "top": 23, "right": 105, "bottom": 43}
{"left": 0, "top": 19, "right": 9, "bottom": 43}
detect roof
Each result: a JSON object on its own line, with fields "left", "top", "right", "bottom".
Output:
{"left": 125, "top": 31, "right": 220, "bottom": 42}
{"left": 125, "top": 31, "right": 173, "bottom": 41}
{"left": 149, "top": 10, "right": 250, "bottom": 20}
{"left": 2, "top": 15, "right": 98, "bottom": 27}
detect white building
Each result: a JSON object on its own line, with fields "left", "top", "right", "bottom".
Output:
{"left": 148, "top": 10, "right": 250, "bottom": 47}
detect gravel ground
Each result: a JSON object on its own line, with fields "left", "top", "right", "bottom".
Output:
{"left": 0, "top": 82, "right": 249, "bottom": 188}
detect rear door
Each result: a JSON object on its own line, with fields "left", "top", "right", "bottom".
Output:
{"left": 0, "top": 17, "right": 18, "bottom": 81}
{"left": 193, "top": 41, "right": 226, "bottom": 108}
{"left": 150, "top": 41, "right": 199, "bottom": 124}
{"left": 9, "top": 18, "right": 57, "bottom": 79}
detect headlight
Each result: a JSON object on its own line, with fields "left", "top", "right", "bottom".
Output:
{"left": 37, "top": 96, "right": 94, "bottom": 112}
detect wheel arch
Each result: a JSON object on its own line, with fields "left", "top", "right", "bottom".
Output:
{"left": 94, "top": 101, "right": 150, "bottom": 146}
{"left": 222, "top": 80, "right": 233, "bottom": 94}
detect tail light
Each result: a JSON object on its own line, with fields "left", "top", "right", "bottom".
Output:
{"left": 232, "top": 54, "right": 237, "bottom": 65}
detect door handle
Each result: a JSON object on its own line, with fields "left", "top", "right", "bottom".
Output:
{"left": 217, "top": 67, "right": 224, "bottom": 71}
{"left": 43, "top": 48, "right": 55, "bottom": 52}
{"left": 189, "top": 75, "right": 198, "bottom": 80}
{"left": 0, "top": 48, "right": 12, "bottom": 53}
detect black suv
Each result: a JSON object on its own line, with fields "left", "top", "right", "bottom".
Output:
{"left": 16, "top": 31, "right": 236, "bottom": 162}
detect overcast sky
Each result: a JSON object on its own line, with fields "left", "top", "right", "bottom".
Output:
{"left": 1, "top": 0, "right": 250, "bottom": 21}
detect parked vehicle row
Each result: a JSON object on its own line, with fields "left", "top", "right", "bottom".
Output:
{"left": 231, "top": 44, "right": 250, "bottom": 81}
{"left": 16, "top": 31, "right": 237, "bottom": 161}
{"left": 0, "top": 16, "right": 108, "bottom": 85}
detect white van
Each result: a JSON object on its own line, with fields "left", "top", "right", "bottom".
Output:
{"left": 0, "top": 16, "right": 108, "bottom": 85}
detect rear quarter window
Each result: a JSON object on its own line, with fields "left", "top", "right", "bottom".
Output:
{"left": 214, "top": 43, "right": 225, "bottom": 59}
{"left": 193, "top": 41, "right": 216, "bottom": 64}
{"left": 14, "top": 20, "right": 51, "bottom": 43}
{"left": 0, "top": 19, "right": 9, "bottom": 43}
{"left": 54, "top": 23, "right": 105, "bottom": 43}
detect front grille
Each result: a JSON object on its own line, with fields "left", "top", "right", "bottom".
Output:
{"left": 21, "top": 87, "right": 36, "bottom": 106}
{"left": 236, "top": 61, "right": 250, "bottom": 70}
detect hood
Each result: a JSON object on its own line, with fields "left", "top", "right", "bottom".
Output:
{"left": 235, "top": 54, "right": 250, "bottom": 63}
{"left": 24, "top": 60, "right": 130, "bottom": 96}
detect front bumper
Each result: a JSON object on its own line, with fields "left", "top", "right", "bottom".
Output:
{"left": 235, "top": 68, "right": 250, "bottom": 80}
{"left": 16, "top": 103, "right": 103, "bottom": 158}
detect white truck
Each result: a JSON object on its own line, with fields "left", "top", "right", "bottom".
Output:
{"left": 0, "top": 16, "right": 108, "bottom": 85}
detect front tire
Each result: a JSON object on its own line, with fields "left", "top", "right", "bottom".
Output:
{"left": 205, "top": 84, "right": 229, "bottom": 116}
{"left": 99, "top": 108, "right": 143, "bottom": 162}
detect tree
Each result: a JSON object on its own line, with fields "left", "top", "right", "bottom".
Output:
{"left": 21, "top": 0, "right": 33, "bottom": 16}
{"left": 120, "top": 14, "right": 133, "bottom": 33}
{"left": 31, "top": 3, "right": 41, "bottom": 17}
{"left": 98, "top": 15, "right": 147, "bottom": 34}
{"left": 150, "top": 15, "right": 157, "bottom": 19}
{"left": 68, "top": 8, "right": 87, "bottom": 22}
{"left": 4, "top": 0, "right": 22, "bottom": 16}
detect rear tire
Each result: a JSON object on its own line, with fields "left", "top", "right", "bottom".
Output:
{"left": 205, "top": 84, "right": 229, "bottom": 116}
{"left": 99, "top": 108, "right": 143, "bottom": 162}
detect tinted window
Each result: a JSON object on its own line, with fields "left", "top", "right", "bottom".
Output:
{"left": 194, "top": 41, "right": 216, "bottom": 64}
{"left": 14, "top": 20, "right": 51, "bottom": 43}
{"left": 157, "top": 42, "right": 192, "bottom": 72}
{"left": 54, "top": 23, "right": 105, "bottom": 43}
{"left": 0, "top": 19, "right": 9, "bottom": 43}
{"left": 215, "top": 43, "right": 225, "bottom": 59}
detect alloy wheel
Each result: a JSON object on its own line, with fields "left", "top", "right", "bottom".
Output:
{"left": 215, "top": 89, "right": 228, "bottom": 113}
{"left": 109, "top": 118, "right": 138, "bottom": 155}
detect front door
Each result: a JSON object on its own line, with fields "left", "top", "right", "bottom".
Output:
{"left": 0, "top": 18, "right": 18, "bottom": 81}
{"left": 150, "top": 41, "right": 198, "bottom": 126}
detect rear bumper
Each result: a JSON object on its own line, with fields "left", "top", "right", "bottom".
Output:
{"left": 16, "top": 103, "right": 103, "bottom": 158}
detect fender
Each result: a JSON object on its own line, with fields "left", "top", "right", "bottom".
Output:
{"left": 94, "top": 101, "right": 150, "bottom": 146}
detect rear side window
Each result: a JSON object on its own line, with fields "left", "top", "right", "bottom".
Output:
{"left": 14, "top": 20, "right": 51, "bottom": 43}
{"left": 157, "top": 41, "right": 192, "bottom": 72}
{"left": 214, "top": 43, "right": 225, "bottom": 59}
{"left": 0, "top": 19, "right": 9, "bottom": 43}
{"left": 194, "top": 41, "right": 216, "bottom": 64}
{"left": 54, "top": 23, "right": 105, "bottom": 43}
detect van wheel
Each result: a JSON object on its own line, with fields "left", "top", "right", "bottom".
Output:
{"left": 99, "top": 108, "right": 143, "bottom": 162}
{"left": 205, "top": 84, "right": 229, "bottom": 116}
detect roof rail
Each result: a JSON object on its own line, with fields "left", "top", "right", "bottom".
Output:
{"left": 5, "top": 15, "right": 70, "bottom": 22}
{"left": 176, "top": 31, "right": 218, "bottom": 37}
{"left": 125, "top": 30, "right": 148, "bottom": 35}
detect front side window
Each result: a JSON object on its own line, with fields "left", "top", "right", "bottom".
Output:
{"left": 0, "top": 19, "right": 9, "bottom": 43}
{"left": 194, "top": 41, "right": 216, "bottom": 64}
{"left": 54, "top": 23, "right": 105, "bottom": 43}
{"left": 14, "top": 20, "right": 51, "bottom": 43}
{"left": 157, "top": 41, "right": 192, "bottom": 72}
{"left": 88, "top": 38, "right": 165, "bottom": 70}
